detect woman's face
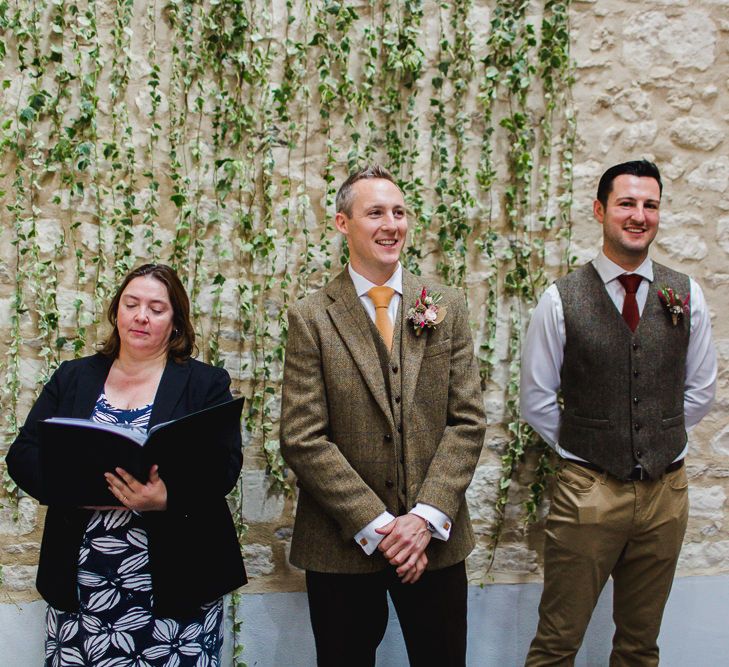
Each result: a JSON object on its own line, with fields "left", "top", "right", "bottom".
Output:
{"left": 116, "top": 275, "right": 175, "bottom": 358}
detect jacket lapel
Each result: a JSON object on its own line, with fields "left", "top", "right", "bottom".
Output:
{"left": 401, "top": 270, "right": 428, "bottom": 423}
{"left": 71, "top": 354, "right": 190, "bottom": 427}
{"left": 72, "top": 354, "right": 114, "bottom": 418}
{"left": 149, "top": 357, "right": 191, "bottom": 427}
{"left": 325, "top": 271, "right": 392, "bottom": 422}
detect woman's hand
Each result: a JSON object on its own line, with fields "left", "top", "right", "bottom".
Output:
{"left": 104, "top": 464, "right": 168, "bottom": 511}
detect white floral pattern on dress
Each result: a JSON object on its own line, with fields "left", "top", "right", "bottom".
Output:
{"left": 45, "top": 395, "right": 223, "bottom": 666}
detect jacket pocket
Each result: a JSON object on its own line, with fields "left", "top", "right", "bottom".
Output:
{"left": 422, "top": 339, "right": 451, "bottom": 358}
{"left": 661, "top": 413, "right": 684, "bottom": 429}
{"left": 566, "top": 413, "right": 612, "bottom": 430}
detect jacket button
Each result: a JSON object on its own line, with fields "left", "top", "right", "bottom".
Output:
{"left": 395, "top": 396, "right": 401, "bottom": 404}
{"left": 397, "top": 424, "right": 402, "bottom": 433}
{"left": 636, "top": 450, "right": 643, "bottom": 458}
{"left": 384, "top": 434, "right": 392, "bottom": 442}
{"left": 385, "top": 479, "right": 394, "bottom": 488}
{"left": 633, "top": 370, "right": 640, "bottom": 377}
{"left": 391, "top": 365, "right": 399, "bottom": 374}
{"left": 634, "top": 423, "right": 641, "bottom": 431}
{"left": 633, "top": 397, "right": 640, "bottom": 404}
{"left": 632, "top": 343, "right": 639, "bottom": 351}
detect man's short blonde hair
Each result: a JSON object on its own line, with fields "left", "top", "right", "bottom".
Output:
{"left": 335, "top": 164, "right": 399, "bottom": 216}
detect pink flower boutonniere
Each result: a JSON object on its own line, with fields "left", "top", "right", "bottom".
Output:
{"left": 407, "top": 287, "right": 447, "bottom": 336}
{"left": 658, "top": 285, "right": 690, "bottom": 326}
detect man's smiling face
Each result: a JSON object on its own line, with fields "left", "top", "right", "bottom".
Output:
{"left": 335, "top": 178, "right": 408, "bottom": 284}
{"left": 595, "top": 174, "right": 661, "bottom": 270}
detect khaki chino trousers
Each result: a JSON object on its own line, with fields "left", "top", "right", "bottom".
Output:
{"left": 526, "top": 461, "right": 689, "bottom": 667}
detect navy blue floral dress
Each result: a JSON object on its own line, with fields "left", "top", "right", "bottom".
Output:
{"left": 45, "top": 394, "right": 223, "bottom": 667}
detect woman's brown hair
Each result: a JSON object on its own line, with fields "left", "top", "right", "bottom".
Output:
{"left": 99, "top": 264, "right": 196, "bottom": 362}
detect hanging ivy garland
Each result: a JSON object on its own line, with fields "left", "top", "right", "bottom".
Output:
{"left": 0, "top": 0, "right": 575, "bottom": 655}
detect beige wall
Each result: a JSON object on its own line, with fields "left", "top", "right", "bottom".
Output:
{"left": 568, "top": 0, "right": 729, "bottom": 579}
{"left": 1, "top": 0, "right": 727, "bottom": 604}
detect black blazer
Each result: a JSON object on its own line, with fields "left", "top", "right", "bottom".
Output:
{"left": 6, "top": 353, "right": 247, "bottom": 618}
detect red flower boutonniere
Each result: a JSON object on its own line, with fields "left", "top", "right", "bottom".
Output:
{"left": 407, "top": 287, "right": 447, "bottom": 335}
{"left": 658, "top": 285, "right": 690, "bottom": 326}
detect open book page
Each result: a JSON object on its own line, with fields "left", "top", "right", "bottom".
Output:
{"left": 43, "top": 417, "right": 148, "bottom": 447}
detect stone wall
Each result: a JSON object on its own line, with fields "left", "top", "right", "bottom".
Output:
{"left": 566, "top": 0, "right": 729, "bottom": 579}
{"left": 1, "top": 0, "right": 728, "bottom": 608}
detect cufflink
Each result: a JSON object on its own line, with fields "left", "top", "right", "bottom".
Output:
{"left": 443, "top": 522, "right": 450, "bottom": 531}
{"left": 360, "top": 538, "right": 368, "bottom": 546}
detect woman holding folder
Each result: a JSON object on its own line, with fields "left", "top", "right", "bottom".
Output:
{"left": 7, "top": 263, "right": 246, "bottom": 666}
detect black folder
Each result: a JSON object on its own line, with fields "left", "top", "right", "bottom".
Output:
{"left": 39, "top": 397, "right": 245, "bottom": 506}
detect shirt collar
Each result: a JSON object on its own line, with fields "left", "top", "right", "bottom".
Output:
{"left": 592, "top": 251, "right": 653, "bottom": 285}
{"left": 348, "top": 263, "right": 403, "bottom": 297}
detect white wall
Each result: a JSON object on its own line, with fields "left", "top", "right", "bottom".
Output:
{"left": 2, "top": 576, "right": 727, "bottom": 666}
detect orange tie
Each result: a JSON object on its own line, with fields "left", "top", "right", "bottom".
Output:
{"left": 368, "top": 286, "right": 395, "bottom": 351}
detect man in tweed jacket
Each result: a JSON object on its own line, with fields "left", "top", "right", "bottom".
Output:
{"left": 280, "top": 165, "right": 485, "bottom": 667}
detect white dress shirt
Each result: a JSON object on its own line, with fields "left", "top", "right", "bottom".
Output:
{"left": 520, "top": 252, "right": 717, "bottom": 462}
{"left": 348, "top": 263, "right": 453, "bottom": 554}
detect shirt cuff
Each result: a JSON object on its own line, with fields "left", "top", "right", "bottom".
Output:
{"left": 354, "top": 511, "right": 396, "bottom": 555}
{"left": 410, "top": 503, "right": 452, "bottom": 541}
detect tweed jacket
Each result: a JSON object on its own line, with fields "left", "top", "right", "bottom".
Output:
{"left": 6, "top": 353, "right": 247, "bottom": 618}
{"left": 280, "top": 268, "right": 486, "bottom": 573}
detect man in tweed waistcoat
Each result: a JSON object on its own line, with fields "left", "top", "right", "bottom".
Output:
{"left": 280, "top": 165, "right": 485, "bottom": 666}
{"left": 521, "top": 160, "right": 716, "bottom": 666}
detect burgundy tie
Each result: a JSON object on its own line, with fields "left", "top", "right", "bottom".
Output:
{"left": 617, "top": 274, "right": 643, "bottom": 332}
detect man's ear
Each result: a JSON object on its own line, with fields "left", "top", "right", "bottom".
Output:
{"left": 593, "top": 199, "right": 605, "bottom": 225}
{"left": 335, "top": 211, "right": 349, "bottom": 235}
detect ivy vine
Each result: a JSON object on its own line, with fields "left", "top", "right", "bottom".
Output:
{"left": 0, "top": 1, "right": 576, "bottom": 644}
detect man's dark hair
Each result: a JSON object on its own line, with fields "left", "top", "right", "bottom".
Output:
{"left": 99, "top": 263, "right": 196, "bottom": 362}
{"left": 596, "top": 159, "right": 663, "bottom": 206}
{"left": 335, "top": 164, "right": 399, "bottom": 216}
